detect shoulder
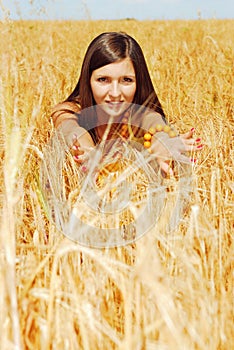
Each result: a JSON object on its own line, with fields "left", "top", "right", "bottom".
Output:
{"left": 140, "top": 110, "right": 167, "bottom": 129}
{"left": 51, "top": 101, "right": 81, "bottom": 128}
{"left": 51, "top": 101, "right": 81, "bottom": 115}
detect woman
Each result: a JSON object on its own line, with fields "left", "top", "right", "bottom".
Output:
{"left": 51, "top": 31, "right": 203, "bottom": 174}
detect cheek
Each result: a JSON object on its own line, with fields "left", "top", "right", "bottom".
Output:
{"left": 126, "top": 85, "right": 136, "bottom": 101}
{"left": 91, "top": 83, "right": 106, "bottom": 101}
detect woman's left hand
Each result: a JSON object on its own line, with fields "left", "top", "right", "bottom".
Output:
{"left": 150, "top": 128, "right": 203, "bottom": 175}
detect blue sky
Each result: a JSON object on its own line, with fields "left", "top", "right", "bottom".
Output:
{"left": 1, "top": 0, "right": 233, "bottom": 21}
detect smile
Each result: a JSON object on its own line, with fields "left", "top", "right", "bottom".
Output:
{"left": 106, "top": 101, "right": 123, "bottom": 105}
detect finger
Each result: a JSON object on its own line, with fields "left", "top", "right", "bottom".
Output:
{"left": 73, "top": 141, "right": 81, "bottom": 149}
{"left": 180, "top": 128, "right": 195, "bottom": 140}
{"left": 72, "top": 133, "right": 78, "bottom": 143}
{"left": 73, "top": 152, "right": 90, "bottom": 164}
{"left": 158, "top": 160, "right": 174, "bottom": 177}
{"left": 73, "top": 155, "right": 84, "bottom": 164}
{"left": 72, "top": 139, "right": 81, "bottom": 149}
{"left": 71, "top": 144, "right": 83, "bottom": 151}
{"left": 182, "top": 139, "right": 196, "bottom": 146}
{"left": 182, "top": 144, "right": 204, "bottom": 152}
{"left": 183, "top": 137, "right": 203, "bottom": 146}
{"left": 71, "top": 145, "right": 84, "bottom": 157}
{"left": 174, "top": 153, "right": 198, "bottom": 165}
{"left": 79, "top": 145, "right": 95, "bottom": 153}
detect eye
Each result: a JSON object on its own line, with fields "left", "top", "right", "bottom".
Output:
{"left": 122, "top": 77, "right": 134, "bottom": 83}
{"left": 97, "top": 77, "right": 108, "bottom": 82}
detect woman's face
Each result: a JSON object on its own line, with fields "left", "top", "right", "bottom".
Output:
{"left": 90, "top": 58, "right": 136, "bottom": 117}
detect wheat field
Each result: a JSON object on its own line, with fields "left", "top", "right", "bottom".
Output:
{"left": 0, "top": 18, "right": 233, "bottom": 349}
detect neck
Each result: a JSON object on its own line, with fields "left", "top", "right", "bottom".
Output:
{"left": 95, "top": 106, "right": 122, "bottom": 140}
{"left": 96, "top": 108, "right": 123, "bottom": 124}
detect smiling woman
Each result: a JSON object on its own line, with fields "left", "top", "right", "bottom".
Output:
{"left": 51, "top": 31, "right": 203, "bottom": 174}
{"left": 90, "top": 58, "right": 136, "bottom": 119}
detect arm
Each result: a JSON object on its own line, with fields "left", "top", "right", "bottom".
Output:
{"left": 141, "top": 112, "right": 203, "bottom": 175}
{"left": 56, "top": 118, "right": 94, "bottom": 148}
{"left": 140, "top": 111, "right": 167, "bottom": 131}
{"left": 51, "top": 102, "right": 95, "bottom": 162}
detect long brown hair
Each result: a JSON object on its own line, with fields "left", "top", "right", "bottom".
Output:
{"left": 66, "top": 32, "right": 166, "bottom": 127}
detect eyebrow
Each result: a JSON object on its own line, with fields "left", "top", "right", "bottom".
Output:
{"left": 95, "top": 74, "right": 136, "bottom": 77}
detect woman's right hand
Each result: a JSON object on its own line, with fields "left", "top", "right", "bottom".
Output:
{"left": 70, "top": 133, "right": 95, "bottom": 167}
{"left": 71, "top": 133, "right": 85, "bottom": 164}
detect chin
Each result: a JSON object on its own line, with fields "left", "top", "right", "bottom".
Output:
{"left": 101, "top": 102, "right": 130, "bottom": 118}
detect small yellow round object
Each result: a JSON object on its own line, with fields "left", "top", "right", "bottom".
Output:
{"left": 122, "top": 117, "right": 128, "bottom": 123}
{"left": 163, "top": 125, "right": 171, "bottom": 133}
{"left": 155, "top": 124, "right": 163, "bottom": 132}
{"left": 112, "top": 165, "right": 119, "bottom": 172}
{"left": 144, "top": 133, "right": 152, "bottom": 141}
{"left": 144, "top": 141, "right": 151, "bottom": 148}
{"left": 148, "top": 127, "right": 156, "bottom": 135}
{"left": 168, "top": 130, "right": 177, "bottom": 138}
{"left": 121, "top": 124, "right": 128, "bottom": 131}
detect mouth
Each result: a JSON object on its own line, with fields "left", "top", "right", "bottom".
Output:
{"left": 96, "top": 102, "right": 129, "bottom": 118}
{"left": 106, "top": 101, "right": 124, "bottom": 107}
{"left": 103, "top": 101, "right": 125, "bottom": 116}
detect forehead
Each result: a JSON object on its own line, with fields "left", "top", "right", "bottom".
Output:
{"left": 93, "top": 58, "right": 135, "bottom": 76}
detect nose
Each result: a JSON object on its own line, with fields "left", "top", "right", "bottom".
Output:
{"left": 109, "top": 81, "right": 121, "bottom": 99}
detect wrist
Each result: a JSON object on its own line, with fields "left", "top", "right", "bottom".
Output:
{"left": 143, "top": 124, "right": 178, "bottom": 153}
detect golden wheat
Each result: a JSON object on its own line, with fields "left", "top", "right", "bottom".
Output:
{"left": 0, "top": 19, "right": 233, "bottom": 349}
